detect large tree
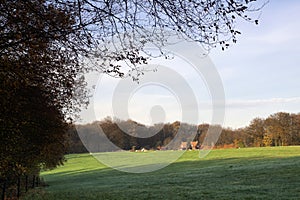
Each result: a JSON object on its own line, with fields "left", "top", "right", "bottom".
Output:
{"left": 1, "top": 0, "right": 264, "bottom": 181}
{"left": 0, "top": 0, "right": 88, "bottom": 180}
{"left": 245, "top": 118, "right": 265, "bottom": 147}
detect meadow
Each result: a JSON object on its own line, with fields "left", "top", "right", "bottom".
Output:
{"left": 23, "top": 146, "right": 300, "bottom": 199}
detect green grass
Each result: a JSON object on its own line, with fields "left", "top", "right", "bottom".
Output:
{"left": 23, "top": 146, "right": 300, "bottom": 199}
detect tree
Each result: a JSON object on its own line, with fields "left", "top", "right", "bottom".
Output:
{"left": 262, "top": 134, "right": 272, "bottom": 147}
{"left": 290, "top": 114, "right": 300, "bottom": 145}
{"left": 265, "top": 112, "right": 295, "bottom": 146}
{"left": 0, "top": 0, "right": 88, "bottom": 181}
{"left": 245, "top": 118, "right": 265, "bottom": 147}
{"left": 1, "top": 0, "right": 264, "bottom": 80}
{"left": 0, "top": 85, "right": 68, "bottom": 181}
{"left": 0, "top": 0, "right": 89, "bottom": 118}
{"left": 62, "top": 0, "right": 264, "bottom": 80}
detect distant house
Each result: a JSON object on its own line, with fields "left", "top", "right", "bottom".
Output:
{"left": 190, "top": 141, "right": 198, "bottom": 150}
{"left": 180, "top": 142, "right": 187, "bottom": 150}
{"left": 180, "top": 141, "right": 199, "bottom": 150}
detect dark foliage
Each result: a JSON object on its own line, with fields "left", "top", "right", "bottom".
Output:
{"left": 68, "top": 112, "right": 300, "bottom": 153}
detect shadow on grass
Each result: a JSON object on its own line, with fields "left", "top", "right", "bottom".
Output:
{"left": 41, "top": 155, "right": 300, "bottom": 199}
{"left": 23, "top": 154, "right": 300, "bottom": 199}
{"left": 23, "top": 147, "right": 300, "bottom": 199}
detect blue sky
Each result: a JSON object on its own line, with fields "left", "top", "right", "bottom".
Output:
{"left": 81, "top": 1, "right": 300, "bottom": 128}
{"left": 209, "top": 0, "right": 300, "bottom": 127}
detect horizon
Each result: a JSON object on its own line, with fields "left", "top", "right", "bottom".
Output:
{"left": 76, "top": 110, "right": 300, "bottom": 130}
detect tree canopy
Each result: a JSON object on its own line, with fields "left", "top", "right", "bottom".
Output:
{"left": 0, "top": 0, "right": 88, "bottom": 180}
{"left": 56, "top": 0, "right": 264, "bottom": 79}
{"left": 68, "top": 112, "right": 300, "bottom": 153}
{"left": 1, "top": 0, "right": 265, "bottom": 80}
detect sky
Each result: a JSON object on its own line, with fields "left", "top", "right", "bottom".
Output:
{"left": 209, "top": 0, "right": 300, "bottom": 127}
{"left": 80, "top": 1, "right": 300, "bottom": 129}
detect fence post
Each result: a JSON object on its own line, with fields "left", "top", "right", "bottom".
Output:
{"left": 32, "top": 175, "right": 35, "bottom": 188}
{"left": 25, "top": 175, "right": 28, "bottom": 192}
{"left": 1, "top": 180, "right": 6, "bottom": 200}
{"left": 36, "top": 176, "right": 39, "bottom": 187}
{"left": 17, "top": 177, "right": 21, "bottom": 198}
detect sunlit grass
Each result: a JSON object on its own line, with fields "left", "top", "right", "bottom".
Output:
{"left": 24, "top": 146, "right": 300, "bottom": 199}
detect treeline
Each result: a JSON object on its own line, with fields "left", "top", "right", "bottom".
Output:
{"left": 67, "top": 112, "right": 300, "bottom": 153}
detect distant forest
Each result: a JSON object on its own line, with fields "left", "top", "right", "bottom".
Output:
{"left": 67, "top": 112, "right": 300, "bottom": 153}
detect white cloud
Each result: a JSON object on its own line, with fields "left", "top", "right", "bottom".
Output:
{"left": 223, "top": 97, "right": 300, "bottom": 128}
{"left": 227, "top": 97, "right": 300, "bottom": 109}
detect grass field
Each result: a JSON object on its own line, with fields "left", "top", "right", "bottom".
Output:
{"left": 23, "top": 146, "right": 300, "bottom": 199}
